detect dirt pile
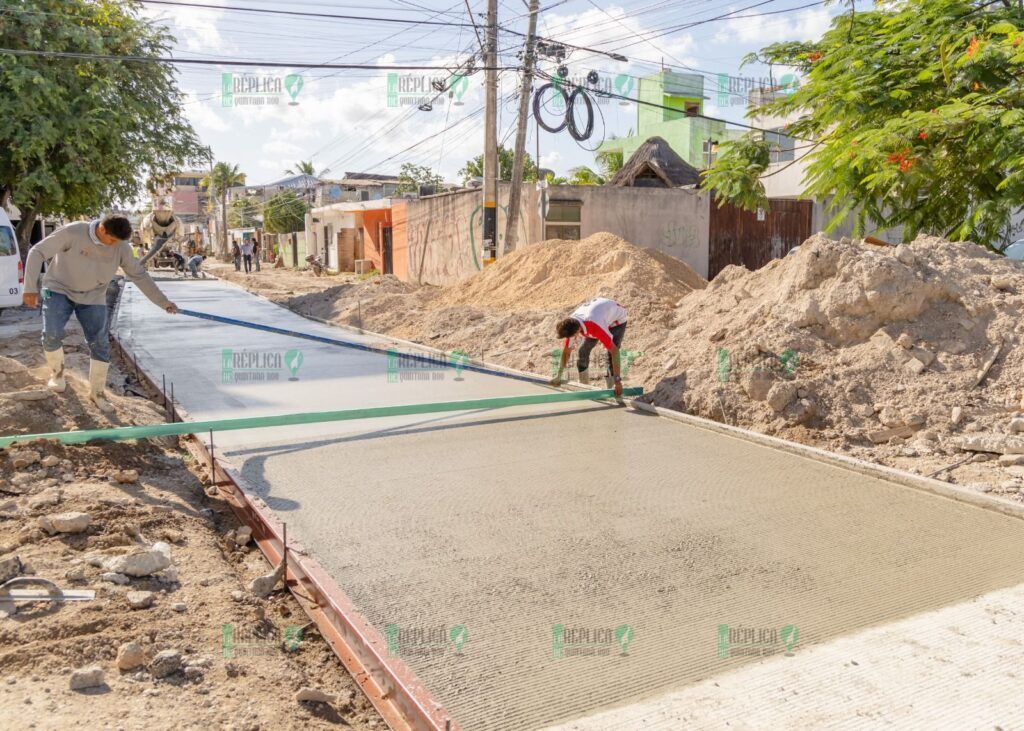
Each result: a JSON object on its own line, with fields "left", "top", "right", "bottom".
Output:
{"left": 435, "top": 232, "right": 705, "bottom": 312}
{"left": 643, "top": 234, "right": 1024, "bottom": 490}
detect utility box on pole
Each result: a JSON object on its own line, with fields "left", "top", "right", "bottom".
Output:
{"left": 482, "top": 0, "right": 499, "bottom": 263}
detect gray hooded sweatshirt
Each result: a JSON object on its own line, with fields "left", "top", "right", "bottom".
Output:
{"left": 24, "top": 221, "right": 171, "bottom": 308}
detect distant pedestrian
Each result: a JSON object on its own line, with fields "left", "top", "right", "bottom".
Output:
{"left": 170, "top": 251, "right": 186, "bottom": 276}
{"left": 240, "top": 239, "right": 253, "bottom": 273}
{"left": 252, "top": 238, "right": 261, "bottom": 272}
{"left": 187, "top": 254, "right": 206, "bottom": 279}
{"left": 231, "top": 241, "right": 241, "bottom": 271}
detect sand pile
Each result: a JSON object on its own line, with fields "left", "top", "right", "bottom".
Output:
{"left": 282, "top": 233, "right": 705, "bottom": 377}
{"left": 435, "top": 232, "right": 704, "bottom": 312}
{"left": 643, "top": 234, "right": 1024, "bottom": 475}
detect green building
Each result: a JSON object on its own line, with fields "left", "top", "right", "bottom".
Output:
{"left": 598, "top": 70, "right": 743, "bottom": 170}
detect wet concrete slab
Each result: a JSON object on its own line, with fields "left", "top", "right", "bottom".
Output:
{"left": 116, "top": 280, "right": 1024, "bottom": 730}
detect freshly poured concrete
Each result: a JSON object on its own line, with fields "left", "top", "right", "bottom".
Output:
{"left": 116, "top": 281, "right": 1024, "bottom": 731}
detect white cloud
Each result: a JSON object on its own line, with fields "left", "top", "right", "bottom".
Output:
{"left": 713, "top": 7, "right": 832, "bottom": 45}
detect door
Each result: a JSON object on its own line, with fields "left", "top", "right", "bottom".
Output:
{"left": 0, "top": 223, "right": 22, "bottom": 308}
{"left": 382, "top": 226, "right": 393, "bottom": 275}
{"left": 708, "top": 199, "right": 812, "bottom": 279}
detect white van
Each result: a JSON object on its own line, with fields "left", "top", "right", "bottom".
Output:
{"left": 0, "top": 209, "right": 23, "bottom": 311}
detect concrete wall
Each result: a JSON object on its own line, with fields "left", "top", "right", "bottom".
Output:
{"left": 391, "top": 184, "right": 711, "bottom": 285}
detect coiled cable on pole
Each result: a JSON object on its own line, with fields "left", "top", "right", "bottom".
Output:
{"left": 533, "top": 82, "right": 569, "bottom": 133}
{"left": 566, "top": 87, "right": 595, "bottom": 142}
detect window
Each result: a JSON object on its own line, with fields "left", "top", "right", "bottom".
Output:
{"left": 0, "top": 227, "right": 15, "bottom": 257}
{"left": 545, "top": 200, "right": 582, "bottom": 240}
{"left": 684, "top": 101, "right": 700, "bottom": 117}
{"left": 765, "top": 128, "right": 796, "bottom": 163}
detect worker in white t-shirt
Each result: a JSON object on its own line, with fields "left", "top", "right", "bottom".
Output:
{"left": 550, "top": 297, "right": 627, "bottom": 397}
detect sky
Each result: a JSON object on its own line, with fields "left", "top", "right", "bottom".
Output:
{"left": 140, "top": 0, "right": 846, "bottom": 186}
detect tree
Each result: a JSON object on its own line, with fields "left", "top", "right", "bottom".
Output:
{"left": 285, "top": 160, "right": 329, "bottom": 178}
{"left": 396, "top": 163, "right": 444, "bottom": 193}
{"left": 702, "top": 0, "right": 1024, "bottom": 248}
{"left": 567, "top": 166, "right": 605, "bottom": 186}
{"left": 228, "top": 196, "right": 260, "bottom": 229}
{"left": 595, "top": 146, "right": 624, "bottom": 179}
{"left": 459, "top": 147, "right": 538, "bottom": 184}
{"left": 201, "top": 162, "right": 245, "bottom": 255}
{"left": 0, "top": 0, "right": 203, "bottom": 250}
{"left": 263, "top": 190, "right": 307, "bottom": 234}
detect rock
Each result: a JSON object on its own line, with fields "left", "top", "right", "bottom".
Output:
{"left": 112, "top": 469, "right": 139, "bottom": 484}
{"left": 1008, "top": 418, "right": 1024, "bottom": 434}
{"left": 709, "top": 328, "right": 726, "bottom": 342}
{"left": 903, "top": 357, "right": 927, "bottom": 376}
{"left": 998, "top": 480, "right": 1021, "bottom": 492}
{"left": 28, "top": 489, "right": 62, "bottom": 509}
{"left": 896, "top": 333, "right": 914, "bottom": 349}
{"left": 149, "top": 649, "right": 182, "bottom": 679}
{"left": 0, "top": 356, "right": 25, "bottom": 375}
{"left": 2, "top": 390, "right": 52, "bottom": 402}
{"left": 38, "top": 511, "right": 91, "bottom": 535}
{"left": 10, "top": 473, "right": 34, "bottom": 487}
{"left": 909, "top": 347, "right": 935, "bottom": 367}
{"left": 958, "top": 434, "right": 1024, "bottom": 454}
{"left": 1004, "top": 466, "right": 1024, "bottom": 479}
{"left": 894, "top": 244, "right": 916, "bottom": 266}
{"left": 230, "top": 590, "right": 244, "bottom": 602}
{"left": 234, "top": 526, "right": 253, "bottom": 547}
{"left": 786, "top": 398, "right": 817, "bottom": 425}
{"left": 69, "top": 666, "right": 105, "bottom": 691}
{"left": 853, "top": 404, "right": 874, "bottom": 418}
{"left": 40, "top": 455, "right": 59, "bottom": 468}
{"left": 766, "top": 382, "right": 798, "bottom": 412}
{"left": 295, "top": 687, "right": 336, "bottom": 705}
{"left": 998, "top": 454, "right": 1024, "bottom": 466}
{"left": 65, "top": 565, "right": 87, "bottom": 582}
{"left": 991, "top": 275, "right": 1014, "bottom": 291}
{"left": 99, "top": 572, "right": 130, "bottom": 585}
{"left": 902, "top": 413, "right": 926, "bottom": 428}
{"left": 878, "top": 406, "right": 903, "bottom": 428}
{"left": 183, "top": 666, "right": 203, "bottom": 681}
{"left": 0, "top": 500, "right": 19, "bottom": 519}
{"left": 0, "top": 555, "right": 23, "bottom": 583}
{"left": 126, "top": 591, "right": 155, "bottom": 610}
{"left": 867, "top": 425, "right": 917, "bottom": 444}
{"left": 9, "top": 450, "right": 41, "bottom": 469}
{"left": 740, "top": 369, "right": 773, "bottom": 401}
{"left": 116, "top": 642, "right": 146, "bottom": 671}
{"left": 171, "top": 602, "right": 186, "bottom": 612}
{"left": 951, "top": 406, "right": 963, "bottom": 425}
{"left": 103, "top": 548, "right": 171, "bottom": 578}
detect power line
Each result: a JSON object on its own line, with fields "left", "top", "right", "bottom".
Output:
{"left": 140, "top": 0, "right": 482, "bottom": 28}
{"left": 0, "top": 47, "right": 516, "bottom": 71}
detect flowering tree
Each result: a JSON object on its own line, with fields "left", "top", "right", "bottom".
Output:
{"left": 702, "top": 0, "right": 1024, "bottom": 249}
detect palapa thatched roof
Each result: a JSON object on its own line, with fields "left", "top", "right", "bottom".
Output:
{"left": 608, "top": 136, "right": 701, "bottom": 188}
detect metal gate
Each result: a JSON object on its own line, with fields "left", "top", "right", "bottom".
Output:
{"left": 708, "top": 198, "right": 812, "bottom": 279}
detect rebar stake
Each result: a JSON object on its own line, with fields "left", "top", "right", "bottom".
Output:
{"left": 208, "top": 428, "right": 215, "bottom": 484}
{"left": 162, "top": 374, "right": 167, "bottom": 413}
{"left": 169, "top": 382, "right": 175, "bottom": 422}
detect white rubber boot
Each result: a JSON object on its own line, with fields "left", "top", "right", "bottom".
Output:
{"left": 44, "top": 348, "right": 66, "bottom": 393}
{"left": 578, "top": 368, "right": 590, "bottom": 385}
{"left": 88, "top": 360, "right": 114, "bottom": 413}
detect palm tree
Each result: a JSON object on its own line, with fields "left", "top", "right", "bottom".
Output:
{"left": 595, "top": 149, "right": 624, "bottom": 179}
{"left": 201, "top": 162, "right": 245, "bottom": 256}
{"left": 285, "top": 160, "right": 330, "bottom": 178}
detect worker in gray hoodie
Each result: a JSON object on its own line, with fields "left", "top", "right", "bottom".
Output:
{"left": 22, "top": 215, "right": 178, "bottom": 412}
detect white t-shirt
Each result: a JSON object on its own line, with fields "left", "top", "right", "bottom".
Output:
{"left": 569, "top": 298, "right": 627, "bottom": 349}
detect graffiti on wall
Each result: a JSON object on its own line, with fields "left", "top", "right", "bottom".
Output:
{"left": 662, "top": 222, "right": 699, "bottom": 252}
{"left": 405, "top": 193, "right": 487, "bottom": 285}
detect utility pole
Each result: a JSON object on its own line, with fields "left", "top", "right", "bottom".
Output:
{"left": 503, "top": 0, "right": 540, "bottom": 253}
{"left": 482, "top": 0, "right": 499, "bottom": 262}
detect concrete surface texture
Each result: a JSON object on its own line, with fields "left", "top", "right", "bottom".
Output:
{"left": 116, "top": 280, "right": 1024, "bottom": 730}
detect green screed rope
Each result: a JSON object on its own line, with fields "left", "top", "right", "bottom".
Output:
{"left": 0, "top": 387, "right": 642, "bottom": 448}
